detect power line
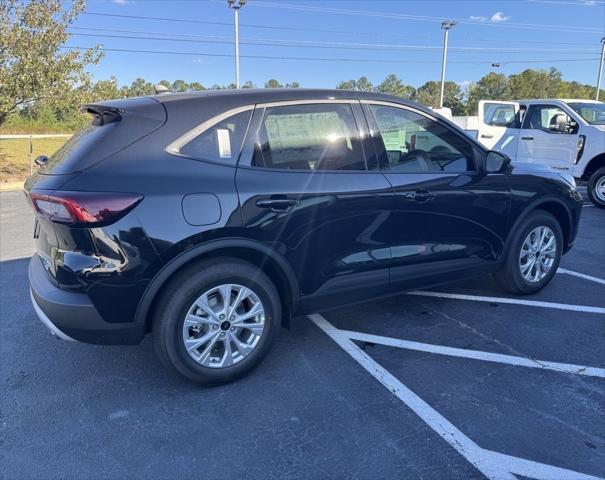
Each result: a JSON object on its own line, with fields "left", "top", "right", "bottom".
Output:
{"left": 63, "top": 45, "right": 601, "bottom": 65}
{"left": 249, "top": 1, "right": 604, "bottom": 34}
{"left": 80, "top": 12, "right": 602, "bottom": 46}
{"left": 68, "top": 31, "right": 599, "bottom": 55}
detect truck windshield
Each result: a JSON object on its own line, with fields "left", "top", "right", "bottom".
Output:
{"left": 567, "top": 102, "right": 605, "bottom": 125}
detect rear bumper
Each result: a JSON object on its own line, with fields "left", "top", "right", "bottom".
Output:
{"left": 29, "top": 254, "right": 145, "bottom": 345}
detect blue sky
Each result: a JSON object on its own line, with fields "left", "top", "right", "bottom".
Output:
{"left": 72, "top": 0, "right": 605, "bottom": 89}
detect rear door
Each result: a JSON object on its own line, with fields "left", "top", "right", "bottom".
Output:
{"left": 517, "top": 103, "right": 580, "bottom": 172}
{"left": 235, "top": 100, "right": 394, "bottom": 312}
{"left": 477, "top": 100, "right": 520, "bottom": 157}
{"left": 362, "top": 101, "right": 511, "bottom": 292}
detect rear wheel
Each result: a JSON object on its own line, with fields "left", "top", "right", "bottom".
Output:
{"left": 495, "top": 211, "right": 562, "bottom": 295}
{"left": 153, "top": 258, "right": 281, "bottom": 385}
{"left": 587, "top": 167, "right": 605, "bottom": 208}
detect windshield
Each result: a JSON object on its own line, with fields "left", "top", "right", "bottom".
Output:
{"left": 567, "top": 102, "right": 605, "bottom": 125}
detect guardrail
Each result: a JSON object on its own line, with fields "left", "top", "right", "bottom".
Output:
{"left": 0, "top": 134, "right": 72, "bottom": 174}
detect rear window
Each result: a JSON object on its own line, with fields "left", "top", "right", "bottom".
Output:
{"left": 41, "top": 124, "right": 113, "bottom": 174}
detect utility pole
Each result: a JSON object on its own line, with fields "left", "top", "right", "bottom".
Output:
{"left": 439, "top": 21, "right": 456, "bottom": 108}
{"left": 596, "top": 37, "right": 605, "bottom": 101}
{"left": 227, "top": 0, "right": 247, "bottom": 89}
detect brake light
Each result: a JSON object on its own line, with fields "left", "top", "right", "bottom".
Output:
{"left": 26, "top": 191, "right": 143, "bottom": 227}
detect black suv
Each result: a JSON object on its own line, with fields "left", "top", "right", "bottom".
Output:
{"left": 26, "top": 89, "right": 582, "bottom": 384}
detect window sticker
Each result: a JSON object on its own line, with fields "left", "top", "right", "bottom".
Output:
{"left": 216, "top": 128, "right": 232, "bottom": 158}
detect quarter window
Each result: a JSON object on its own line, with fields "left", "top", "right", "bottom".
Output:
{"left": 179, "top": 110, "right": 252, "bottom": 163}
{"left": 251, "top": 103, "right": 366, "bottom": 171}
{"left": 369, "top": 105, "right": 475, "bottom": 173}
{"left": 482, "top": 103, "right": 517, "bottom": 127}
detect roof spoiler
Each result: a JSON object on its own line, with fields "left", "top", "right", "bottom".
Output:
{"left": 81, "top": 104, "right": 123, "bottom": 126}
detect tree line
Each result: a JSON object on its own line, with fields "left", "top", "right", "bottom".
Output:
{"left": 1, "top": 1, "right": 598, "bottom": 133}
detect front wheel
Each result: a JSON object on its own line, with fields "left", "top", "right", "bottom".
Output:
{"left": 587, "top": 167, "right": 605, "bottom": 208}
{"left": 152, "top": 258, "right": 281, "bottom": 385}
{"left": 495, "top": 211, "right": 563, "bottom": 295}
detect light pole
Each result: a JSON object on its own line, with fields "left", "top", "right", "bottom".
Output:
{"left": 596, "top": 37, "right": 605, "bottom": 101}
{"left": 439, "top": 20, "right": 456, "bottom": 108}
{"left": 227, "top": 0, "right": 247, "bottom": 89}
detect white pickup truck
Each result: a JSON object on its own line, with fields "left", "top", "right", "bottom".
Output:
{"left": 452, "top": 99, "right": 605, "bottom": 208}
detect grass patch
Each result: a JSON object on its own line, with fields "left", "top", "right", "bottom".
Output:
{"left": 0, "top": 137, "right": 70, "bottom": 181}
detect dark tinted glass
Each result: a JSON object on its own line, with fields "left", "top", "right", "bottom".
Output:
{"left": 370, "top": 105, "right": 475, "bottom": 173}
{"left": 180, "top": 110, "right": 252, "bottom": 163}
{"left": 252, "top": 103, "right": 366, "bottom": 171}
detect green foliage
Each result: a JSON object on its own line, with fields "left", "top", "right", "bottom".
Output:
{"left": 377, "top": 74, "right": 415, "bottom": 99}
{"left": 264, "top": 79, "right": 283, "bottom": 88}
{"left": 0, "top": 0, "right": 102, "bottom": 126}
{"left": 415, "top": 80, "right": 466, "bottom": 115}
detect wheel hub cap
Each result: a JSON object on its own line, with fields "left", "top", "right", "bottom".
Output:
{"left": 519, "top": 226, "right": 557, "bottom": 283}
{"left": 181, "top": 284, "right": 266, "bottom": 368}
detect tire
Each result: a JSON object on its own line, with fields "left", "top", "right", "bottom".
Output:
{"left": 152, "top": 257, "right": 281, "bottom": 385}
{"left": 587, "top": 167, "right": 605, "bottom": 209}
{"left": 495, "top": 211, "right": 563, "bottom": 295}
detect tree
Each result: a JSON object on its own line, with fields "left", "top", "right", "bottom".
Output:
{"left": 466, "top": 72, "right": 509, "bottom": 115}
{"left": 171, "top": 79, "right": 189, "bottom": 92}
{"left": 336, "top": 77, "right": 374, "bottom": 92}
{"left": 127, "top": 78, "right": 155, "bottom": 97}
{"left": 0, "top": 0, "right": 102, "bottom": 125}
{"left": 377, "top": 74, "right": 415, "bottom": 99}
{"left": 414, "top": 81, "right": 466, "bottom": 115}
{"left": 264, "top": 79, "right": 283, "bottom": 88}
{"left": 90, "top": 77, "right": 122, "bottom": 102}
{"left": 285, "top": 81, "right": 300, "bottom": 88}
{"left": 336, "top": 80, "right": 357, "bottom": 90}
{"left": 241, "top": 80, "right": 256, "bottom": 89}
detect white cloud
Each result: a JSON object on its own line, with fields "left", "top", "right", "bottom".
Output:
{"left": 469, "top": 15, "right": 488, "bottom": 22}
{"left": 490, "top": 11, "right": 510, "bottom": 22}
{"left": 113, "top": 0, "right": 128, "bottom": 4}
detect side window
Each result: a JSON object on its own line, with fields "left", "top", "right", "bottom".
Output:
{"left": 483, "top": 103, "right": 517, "bottom": 127}
{"left": 179, "top": 110, "right": 252, "bottom": 163}
{"left": 525, "top": 105, "right": 570, "bottom": 133}
{"left": 251, "top": 103, "right": 366, "bottom": 171}
{"left": 369, "top": 104, "right": 475, "bottom": 173}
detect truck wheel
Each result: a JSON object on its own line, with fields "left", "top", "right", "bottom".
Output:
{"left": 587, "top": 167, "right": 605, "bottom": 208}
{"left": 152, "top": 258, "right": 281, "bottom": 385}
{"left": 495, "top": 211, "right": 562, "bottom": 295}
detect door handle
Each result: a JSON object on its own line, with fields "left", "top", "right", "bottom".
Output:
{"left": 256, "top": 198, "right": 299, "bottom": 211}
{"left": 403, "top": 190, "right": 436, "bottom": 203}
{"left": 480, "top": 134, "right": 494, "bottom": 139}
{"left": 521, "top": 136, "right": 534, "bottom": 140}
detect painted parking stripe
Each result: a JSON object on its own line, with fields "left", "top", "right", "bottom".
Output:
{"left": 342, "top": 329, "right": 605, "bottom": 379}
{"left": 557, "top": 268, "right": 605, "bottom": 286}
{"left": 407, "top": 290, "right": 605, "bottom": 314}
{"left": 309, "top": 314, "right": 603, "bottom": 480}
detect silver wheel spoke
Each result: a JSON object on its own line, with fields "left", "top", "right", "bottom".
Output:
{"left": 236, "top": 323, "right": 264, "bottom": 336}
{"left": 184, "top": 330, "right": 216, "bottom": 352}
{"left": 221, "top": 336, "right": 234, "bottom": 367}
{"left": 199, "top": 333, "right": 221, "bottom": 366}
{"left": 185, "top": 314, "right": 218, "bottom": 328}
{"left": 232, "top": 302, "right": 264, "bottom": 324}
{"left": 229, "top": 287, "right": 250, "bottom": 317}
{"left": 195, "top": 294, "right": 219, "bottom": 321}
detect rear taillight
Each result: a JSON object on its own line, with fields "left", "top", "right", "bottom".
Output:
{"left": 26, "top": 191, "right": 143, "bottom": 227}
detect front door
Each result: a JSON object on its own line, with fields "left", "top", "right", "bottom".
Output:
{"left": 362, "top": 101, "right": 511, "bottom": 292}
{"left": 236, "top": 101, "right": 394, "bottom": 312}
{"left": 517, "top": 104, "right": 580, "bottom": 172}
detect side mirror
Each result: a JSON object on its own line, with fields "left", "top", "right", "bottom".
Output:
{"left": 549, "top": 114, "right": 568, "bottom": 133}
{"left": 485, "top": 151, "right": 511, "bottom": 174}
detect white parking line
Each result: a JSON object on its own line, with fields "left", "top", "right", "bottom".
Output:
{"left": 309, "top": 314, "right": 603, "bottom": 480}
{"left": 407, "top": 291, "right": 605, "bottom": 314}
{"left": 558, "top": 268, "right": 605, "bottom": 286}
{"left": 342, "top": 329, "right": 605, "bottom": 379}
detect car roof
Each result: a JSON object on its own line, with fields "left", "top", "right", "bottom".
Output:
{"left": 149, "top": 87, "right": 431, "bottom": 110}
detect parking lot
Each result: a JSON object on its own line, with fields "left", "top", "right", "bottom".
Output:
{"left": 1, "top": 189, "right": 603, "bottom": 479}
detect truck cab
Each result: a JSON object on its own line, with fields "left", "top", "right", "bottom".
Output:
{"left": 476, "top": 99, "right": 605, "bottom": 207}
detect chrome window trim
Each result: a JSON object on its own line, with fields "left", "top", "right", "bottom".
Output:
{"left": 359, "top": 99, "right": 440, "bottom": 122}
{"left": 165, "top": 99, "right": 360, "bottom": 157}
